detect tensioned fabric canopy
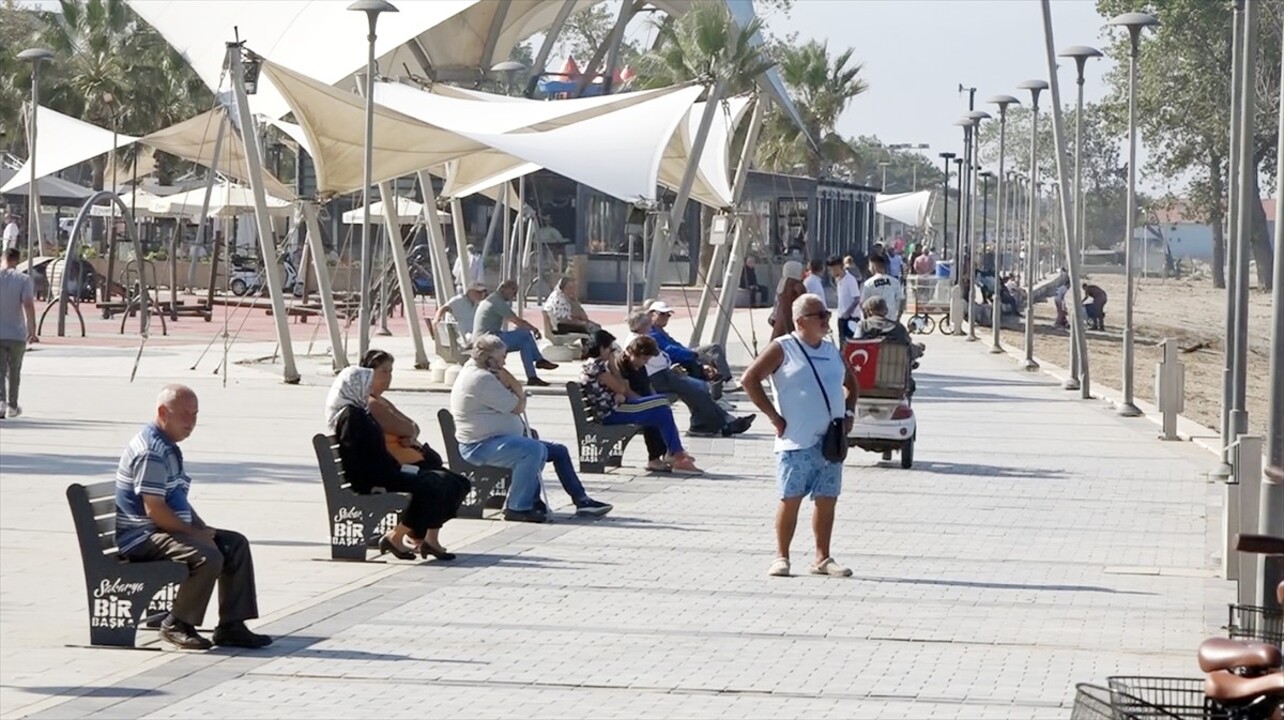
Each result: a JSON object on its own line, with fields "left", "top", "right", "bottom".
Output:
{"left": 140, "top": 106, "right": 297, "bottom": 201}
{"left": 0, "top": 106, "right": 138, "bottom": 195}
{"left": 657, "top": 95, "right": 752, "bottom": 209}
{"left": 150, "top": 181, "right": 292, "bottom": 219}
{"left": 340, "top": 197, "right": 450, "bottom": 226}
{"left": 125, "top": 0, "right": 476, "bottom": 121}
{"left": 876, "top": 190, "right": 934, "bottom": 228}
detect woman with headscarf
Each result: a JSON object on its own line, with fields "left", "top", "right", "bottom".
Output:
{"left": 770, "top": 260, "right": 806, "bottom": 340}
{"left": 324, "top": 366, "right": 470, "bottom": 561}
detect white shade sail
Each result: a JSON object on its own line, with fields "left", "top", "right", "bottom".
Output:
{"left": 657, "top": 95, "right": 751, "bottom": 210}
{"left": 261, "top": 59, "right": 492, "bottom": 197}
{"left": 150, "top": 181, "right": 292, "bottom": 219}
{"left": 876, "top": 190, "right": 934, "bottom": 228}
{"left": 90, "top": 189, "right": 165, "bottom": 218}
{"left": 140, "top": 107, "right": 297, "bottom": 201}
{"left": 0, "top": 106, "right": 138, "bottom": 194}
{"left": 453, "top": 84, "right": 705, "bottom": 205}
{"left": 341, "top": 197, "right": 450, "bottom": 225}
{"left": 126, "top": 0, "right": 477, "bottom": 121}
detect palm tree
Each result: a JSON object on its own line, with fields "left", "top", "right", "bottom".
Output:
{"left": 758, "top": 40, "right": 868, "bottom": 177}
{"left": 30, "top": 0, "right": 210, "bottom": 188}
{"left": 634, "top": 3, "right": 776, "bottom": 98}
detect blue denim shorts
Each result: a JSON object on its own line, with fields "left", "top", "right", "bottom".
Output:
{"left": 776, "top": 443, "right": 843, "bottom": 499}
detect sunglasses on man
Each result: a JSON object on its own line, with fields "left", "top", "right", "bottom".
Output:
{"left": 803, "top": 310, "right": 832, "bottom": 321}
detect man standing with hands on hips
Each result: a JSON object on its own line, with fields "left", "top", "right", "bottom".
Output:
{"left": 741, "top": 293, "right": 859, "bottom": 578}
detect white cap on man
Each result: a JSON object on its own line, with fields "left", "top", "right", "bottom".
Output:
{"left": 647, "top": 301, "right": 674, "bottom": 315}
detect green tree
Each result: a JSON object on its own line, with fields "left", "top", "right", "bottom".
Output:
{"left": 1096, "top": 0, "right": 1280, "bottom": 290}
{"left": 633, "top": 3, "right": 774, "bottom": 96}
{"left": 757, "top": 39, "right": 868, "bottom": 177}
{"left": 0, "top": 1, "right": 44, "bottom": 154}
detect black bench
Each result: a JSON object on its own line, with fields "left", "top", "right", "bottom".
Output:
{"left": 566, "top": 381, "right": 645, "bottom": 474}
{"left": 66, "top": 482, "right": 187, "bottom": 647}
{"left": 312, "top": 434, "right": 410, "bottom": 561}
{"left": 436, "top": 409, "right": 514, "bottom": 517}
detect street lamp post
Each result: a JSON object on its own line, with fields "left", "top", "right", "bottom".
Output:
{"left": 1215, "top": 2, "right": 1246, "bottom": 481}
{"left": 348, "top": 0, "right": 399, "bottom": 361}
{"left": 979, "top": 171, "right": 994, "bottom": 272}
{"left": 952, "top": 117, "right": 979, "bottom": 336}
{"left": 986, "top": 95, "right": 1019, "bottom": 353}
{"left": 938, "top": 152, "right": 955, "bottom": 259}
{"left": 1229, "top": 0, "right": 1255, "bottom": 448}
{"left": 952, "top": 157, "right": 964, "bottom": 269}
{"left": 18, "top": 48, "right": 54, "bottom": 261}
{"left": 1016, "top": 79, "right": 1049, "bottom": 371}
{"left": 1058, "top": 45, "right": 1103, "bottom": 394}
{"left": 964, "top": 110, "right": 991, "bottom": 342}
{"left": 1107, "top": 11, "right": 1159, "bottom": 416}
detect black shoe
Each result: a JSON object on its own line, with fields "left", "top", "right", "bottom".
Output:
{"left": 503, "top": 508, "right": 548, "bottom": 523}
{"left": 419, "top": 542, "right": 457, "bottom": 561}
{"left": 378, "top": 534, "right": 416, "bottom": 561}
{"left": 689, "top": 426, "right": 722, "bottom": 437}
{"left": 575, "top": 498, "right": 613, "bottom": 517}
{"left": 212, "top": 621, "right": 273, "bottom": 649}
{"left": 526, "top": 377, "right": 551, "bottom": 387}
{"left": 160, "top": 617, "right": 212, "bottom": 650}
{"left": 535, "top": 359, "right": 559, "bottom": 371}
{"left": 723, "top": 415, "right": 754, "bottom": 437}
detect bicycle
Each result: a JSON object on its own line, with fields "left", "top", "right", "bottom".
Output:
{"left": 906, "top": 312, "right": 935, "bottom": 335}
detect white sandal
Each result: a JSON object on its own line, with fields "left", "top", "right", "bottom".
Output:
{"left": 768, "top": 557, "right": 791, "bottom": 577}
{"left": 810, "top": 557, "right": 852, "bottom": 577}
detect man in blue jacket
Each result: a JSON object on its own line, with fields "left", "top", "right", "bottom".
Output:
{"left": 646, "top": 301, "right": 736, "bottom": 393}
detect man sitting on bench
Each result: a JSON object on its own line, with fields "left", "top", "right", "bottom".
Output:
{"left": 115, "top": 384, "right": 271, "bottom": 651}
{"left": 542, "top": 276, "right": 600, "bottom": 335}
{"left": 434, "top": 282, "right": 487, "bottom": 346}
{"left": 646, "top": 301, "right": 737, "bottom": 393}
{"left": 474, "top": 280, "right": 558, "bottom": 387}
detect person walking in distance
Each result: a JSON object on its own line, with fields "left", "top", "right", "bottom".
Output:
{"left": 115, "top": 385, "right": 272, "bottom": 650}
{"left": 0, "top": 247, "right": 38, "bottom": 419}
{"left": 741, "top": 293, "right": 859, "bottom": 578}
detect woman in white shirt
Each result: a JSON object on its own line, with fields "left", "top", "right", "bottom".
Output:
{"left": 741, "top": 293, "right": 859, "bottom": 579}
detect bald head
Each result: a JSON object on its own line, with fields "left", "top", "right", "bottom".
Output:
{"left": 156, "top": 384, "right": 199, "bottom": 442}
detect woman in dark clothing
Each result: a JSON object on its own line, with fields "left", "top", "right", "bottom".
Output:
{"left": 616, "top": 338, "right": 674, "bottom": 472}
{"left": 324, "top": 366, "right": 470, "bottom": 562}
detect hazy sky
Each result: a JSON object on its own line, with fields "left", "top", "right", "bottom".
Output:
{"left": 768, "top": 0, "right": 1122, "bottom": 178}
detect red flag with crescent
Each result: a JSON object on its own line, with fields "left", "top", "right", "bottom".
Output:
{"left": 844, "top": 340, "right": 882, "bottom": 391}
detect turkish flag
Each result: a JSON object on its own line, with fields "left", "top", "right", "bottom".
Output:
{"left": 844, "top": 340, "right": 882, "bottom": 391}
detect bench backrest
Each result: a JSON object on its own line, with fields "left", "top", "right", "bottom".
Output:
{"left": 311, "top": 433, "right": 358, "bottom": 496}
{"left": 565, "top": 381, "right": 601, "bottom": 426}
{"left": 66, "top": 481, "right": 121, "bottom": 563}
{"left": 436, "top": 409, "right": 469, "bottom": 468}
{"left": 541, "top": 310, "right": 556, "bottom": 338}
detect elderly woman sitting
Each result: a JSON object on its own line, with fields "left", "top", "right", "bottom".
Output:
{"left": 450, "top": 334, "right": 612, "bottom": 523}
{"left": 580, "top": 330, "right": 701, "bottom": 474}
{"left": 325, "top": 365, "right": 470, "bottom": 561}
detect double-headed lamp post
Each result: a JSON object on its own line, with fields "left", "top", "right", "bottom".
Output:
{"left": 938, "top": 152, "right": 956, "bottom": 259}
{"left": 986, "top": 95, "right": 1019, "bottom": 353}
{"left": 951, "top": 116, "right": 980, "bottom": 335}
{"left": 1107, "top": 11, "right": 1158, "bottom": 416}
{"left": 348, "top": 0, "right": 399, "bottom": 361}
{"left": 18, "top": 48, "right": 54, "bottom": 261}
{"left": 1016, "top": 79, "right": 1049, "bottom": 371}
{"left": 1058, "top": 44, "right": 1103, "bottom": 394}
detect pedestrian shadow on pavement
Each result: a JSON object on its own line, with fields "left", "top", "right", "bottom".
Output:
{"left": 562, "top": 515, "right": 712, "bottom": 532}
{"left": 221, "top": 635, "right": 486, "bottom": 664}
{"left": 905, "top": 460, "right": 1071, "bottom": 479}
{"left": 915, "top": 373, "right": 1057, "bottom": 389}
{"left": 855, "top": 575, "right": 1154, "bottom": 595}
{"left": 454, "top": 552, "right": 619, "bottom": 569}
{"left": 0, "top": 418, "right": 146, "bottom": 430}
{"left": 0, "top": 453, "right": 318, "bottom": 486}
{"left": 7, "top": 685, "right": 162, "bottom": 699}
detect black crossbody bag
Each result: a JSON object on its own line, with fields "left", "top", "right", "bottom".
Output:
{"left": 792, "top": 336, "right": 848, "bottom": 463}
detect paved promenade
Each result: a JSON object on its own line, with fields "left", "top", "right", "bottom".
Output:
{"left": 0, "top": 305, "right": 1232, "bottom": 718}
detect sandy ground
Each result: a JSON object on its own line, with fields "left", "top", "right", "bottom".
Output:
{"left": 995, "top": 273, "right": 1274, "bottom": 440}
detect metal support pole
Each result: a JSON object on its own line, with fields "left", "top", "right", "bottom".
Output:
{"left": 1234, "top": 434, "right": 1263, "bottom": 606}
{"left": 1118, "top": 21, "right": 1148, "bottom": 415}
{"left": 643, "top": 76, "right": 727, "bottom": 302}
{"left": 449, "top": 197, "right": 469, "bottom": 292}
{"left": 228, "top": 43, "right": 299, "bottom": 384}
{"left": 25, "top": 56, "right": 50, "bottom": 259}
{"left": 1263, "top": 5, "right": 1284, "bottom": 609}
{"left": 950, "top": 124, "right": 972, "bottom": 336}
{"left": 302, "top": 201, "right": 348, "bottom": 372}
{"left": 966, "top": 151, "right": 982, "bottom": 341}
{"left": 694, "top": 96, "right": 763, "bottom": 346}
{"left": 1042, "top": 3, "right": 1091, "bottom": 394}
{"left": 989, "top": 100, "right": 1015, "bottom": 353}
{"left": 1217, "top": 3, "right": 1247, "bottom": 480}
{"left": 415, "top": 171, "right": 454, "bottom": 310}
{"left": 1230, "top": 0, "right": 1256, "bottom": 444}
{"left": 1063, "top": 51, "right": 1099, "bottom": 392}
{"left": 376, "top": 181, "right": 430, "bottom": 368}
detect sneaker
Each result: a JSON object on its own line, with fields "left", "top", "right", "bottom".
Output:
{"left": 768, "top": 557, "right": 791, "bottom": 577}
{"left": 810, "top": 557, "right": 853, "bottom": 577}
{"left": 526, "top": 377, "right": 551, "bottom": 387}
{"left": 160, "top": 617, "right": 213, "bottom": 650}
{"left": 503, "top": 508, "right": 548, "bottom": 523}
{"left": 6, "top": 404, "right": 19, "bottom": 419}
{"left": 212, "top": 621, "right": 273, "bottom": 649}
{"left": 574, "top": 498, "right": 613, "bottom": 517}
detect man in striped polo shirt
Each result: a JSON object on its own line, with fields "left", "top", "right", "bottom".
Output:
{"left": 115, "top": 384, "right": 271, "bottom": 651}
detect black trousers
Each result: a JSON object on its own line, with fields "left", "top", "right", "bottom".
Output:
{"left": 376, "top": 467, "right": 471, "bottom": 537}
{"left": 125, "top": 529, "right": 258, "bottom": 628}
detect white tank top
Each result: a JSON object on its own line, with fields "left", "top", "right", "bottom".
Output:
{"left": 771, "top": 333, "right": 846, "bottom": 452}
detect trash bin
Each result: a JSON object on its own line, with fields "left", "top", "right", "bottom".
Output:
{"left": 936, "top": 261, "right": 952, "bottom": 279}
